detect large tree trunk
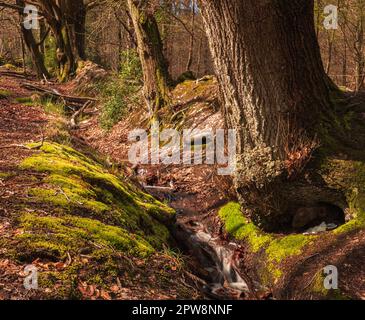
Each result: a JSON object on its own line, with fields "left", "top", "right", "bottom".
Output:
{"left": 199, "top": 0, "right": 339, "bottom": 229}
{"left": 127, "top": 0, "right": 170, "bottom": 116}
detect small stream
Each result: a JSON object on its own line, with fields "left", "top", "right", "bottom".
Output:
{"left": 143, "top": 184, "right": 260, "bottom": 299}
{"left": 171, "top": 218, "right": 253, "bottom": 300}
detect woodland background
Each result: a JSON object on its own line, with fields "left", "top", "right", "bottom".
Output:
{"left": 1, "top": 0, "right": 364, "bottom": 90}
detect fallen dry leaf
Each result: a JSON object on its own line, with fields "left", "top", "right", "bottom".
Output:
{"left": 110, "top": 285, "right": 120, "bottom": 293}
{"left": 100, "top": 289, "right": 111, "bottom": 300}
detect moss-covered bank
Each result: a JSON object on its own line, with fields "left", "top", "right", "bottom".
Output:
{"left": 1, "top": 142, "right": 193, "bottom": 299}
{"left": 219, "top": 202, "right": 315, "bottom": 281}
{"left": 20, "top": 142, "right": 174, "bottom": 239}
{"left": 219, "top": 170, "right": 365, "bottom": 295}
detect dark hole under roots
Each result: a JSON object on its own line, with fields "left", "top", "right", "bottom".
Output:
{"left": 268, "top": 203, "right": 346, "bottom": 234}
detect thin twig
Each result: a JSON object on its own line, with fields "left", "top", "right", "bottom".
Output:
{"left": 70, "top": 101, "right": 91, "bottom": 128}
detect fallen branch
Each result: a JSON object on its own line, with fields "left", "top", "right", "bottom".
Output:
{"left": 70, "top": 101, "right": 91, "bottom": 128}
{"left": 0, "top": 143, "right": 43, "bottom": 150}
{"left": 0, "top": 132, "right": 45, "bottom": 150}
{"left": 20, "top": 82, "right": 98, "bottom": 107}
{"left": 0, "top": 144, "right": 31, "bottom": 150}
{"left": 66, "top": 252, "right": 72, "bottom": 266}
{"left": 183, "top": 270, "right": 207, "bottom": 286}
{"left": 0, "top": 70, "right": 27, "bottom": 79}
{"left": 143, "top": 185, "right": 174, "bottom": 192}
{"left": 56, "top": 187, "right": 71, "bottom": 202}
{"left": 42, "top": 74, "right": 52, "bottom": 85}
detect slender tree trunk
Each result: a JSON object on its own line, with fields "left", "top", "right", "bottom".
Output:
{"left": 355, "top": 2, "right": 365, "bottom": 91}
{"left": 127, "top": 0, "right": 171, "bottom": 116}
{"left": 196, "top": 36, "right": 202, "bottom": 76}
{"left": 186, "top": 0, "right": 195, "bottom": 72}
{"left": 53, "top": 23, "right": 74, "bottom": 81}
{"left": 315, "top": 0, "right": 322, "bottom": 38}
{"left": 64, "top": 0, "right": 86, "bottom": 60}
{"left": 326, "top": 31, "right": 335, "bottom": 74}
{"left": 326, "top": 0, "right": 340, "bottom": 75}
{"left": 200, "top": 0, "right": 336, "bottom": 228}
{"left": 343, "top": 40, "right": 347, "bottom": 87}
{"left": 16, "top": 0, "right": 49, "bottom": 79}
{"left": 39, "top": 19, "right": 47, "bottom": 55}
{"left": 20, "top": 33, "right": 26, "bottom": 74}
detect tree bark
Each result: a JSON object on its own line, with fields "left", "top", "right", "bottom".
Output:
{"left": 16, "top": 0, "right": 49, "bottom": 79}
{"left": 199, "top": 0, "right": 337, "bottom": 228}
{"left": 37, "top": 0, "right": 86, "bottom": 81}
{"left": 127, "top": 0, "right": 171, "bottom": 116}
{"left": 64, "top": 0, "right": 86, "bottom": 60}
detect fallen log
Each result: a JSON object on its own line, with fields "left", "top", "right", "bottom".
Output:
{"left": 20, "top": 82, "right": 98, "bottom": 107}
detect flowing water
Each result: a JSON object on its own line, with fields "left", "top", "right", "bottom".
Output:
{"left": 172, "top": 219, "right": 252, "bottom": 299}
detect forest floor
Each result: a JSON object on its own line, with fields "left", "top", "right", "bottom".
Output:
{"left": 1, "top": 67, "right": 365, "bottom": 300}
{"left": 0, "top": 71, "right": 202, "bottom": 300}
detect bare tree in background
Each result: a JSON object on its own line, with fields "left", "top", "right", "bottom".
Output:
{"left": 127, "top": 0, "right": 171, "bottom": 116}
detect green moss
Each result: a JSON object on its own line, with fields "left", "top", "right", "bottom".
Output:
{"left": 38, "top": 268, "right": 81, "bottom": 299}
{"left": 14, "top": 208, "right": 147, "bottom": 298}
{"left": 175, "top": 77, "right": 215, "bottom": 94}
{"left": 2, "top": 63, "right": 18, "bottom": 71}
{"left": 220, "top": 154, "right": 365, "bottom": 285}
{"left": 219, "top": 202, "right": 314, "bottom": 280}
{"left": 0, "top": 172, "right": 12, "bottom": 179}
{"left": 266, "top": 234, "right": 314, "bottom": 263}
{"left": 13, "top": 96, "right": 34, "bottom": 105}
{"left": 321, "top": 159, "right": 365, "bottom": 234}
{"left": 28, "top": 187, "right": 110, "bottom": 213}
{"left": 310, "top": 270, "right": 350, "bottom": 300}
{"left": 0, "top": 89, "right": 12, "bottom": 98}
{"left": 19, "top": 212, "right": 154, "bottom": 258}
{"left": 40, "top": 98, "right": 65, "bottom": 115}
{"left": 219, "top": 202, "right": 272, "bottom": 252}
{"left": 36, "top": 259, "right": 82, "bottom": 299}
{"left": 45, "top": 119, "right": 72, "bottom": 146}
{"left": 44, "top": 35, "right": 57, "bottom": 74}
{"left": 334, "top": 212, "right": 365, "bottom": 234}
{"left": 265, "top": 234, "right": 314, "bottom": 278}
{"left": 19, "top": 142, "right": 174, "bottom": 253}
{"left": 0, "top": 128, "right": 194, "bottom": 298}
